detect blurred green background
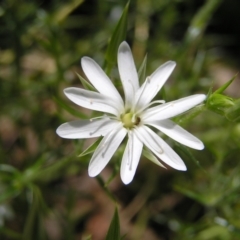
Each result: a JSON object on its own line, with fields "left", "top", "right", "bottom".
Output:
{"left": 1, "top": 0, "right": 240, "bottom": 239}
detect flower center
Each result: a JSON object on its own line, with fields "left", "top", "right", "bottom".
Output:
{"left": 121, "top": 112, "right": 141, "bottom": 129}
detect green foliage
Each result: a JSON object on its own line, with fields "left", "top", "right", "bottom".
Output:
{"left": 1, "top": 0, "right": 240, "bottom": 239}
{"left": 105, "top": 208, "right": 121, "bottom": 240}
{"left": 206, "top": 75, "right": 240, "bottom": 121}
{"left": 104, "top": 1, "right": 129, "bottom": 73}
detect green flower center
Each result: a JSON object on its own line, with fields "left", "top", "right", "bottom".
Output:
{"left": 121, "top": 112, "right": 140, "bottom": 129}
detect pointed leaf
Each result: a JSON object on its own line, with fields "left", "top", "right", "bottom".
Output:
{"left": 214, "top": 74, "right": 237, "bottom": 94}
{"left": 174, "top": 143, "right": 206, "bottom": 172}
{"left": 138, "top": 54, "right": 148, "bottom": 85}
{"left": 105, "top": 208, "right": 121, "bottom": 240}
{"left": 174, "top": 185, "right": 207, "bottom": 205}
{"left": 0, "top": 187, "right": 21, "bottom": 203}
{"left": 142, "top": 148, "right": 166, "bottom": 168}
{"left": 76, "top": 72, "right": 96, "bottom": 91}
{"left": 52, "top": 0, "right": 84, "bottom": 24}
{"left": 105, "top": 2, "right": 129, "bottom": 71}
{"left": 53, "top": 96, "right": 88, "bottom": 119}
{"left": 185, "top": 0, "right": 223, "bottom": 43}
{"left": 0, "top": 164, "right": 19, "bottom": 174}
{"left": 78, "top": 138, "right": 102, "bottom": 157}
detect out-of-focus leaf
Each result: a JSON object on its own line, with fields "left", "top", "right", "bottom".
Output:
{"left": 0, "top": 187, "right": 21, "bottom": 203}
{"left": 52, "top": 0, "right": 85, "bottom": 24}
{"left": 96, "top": 176, "right": 117, "bottom": 202}
{"left": 78, "top": 138, "right": 102, "bottom": 157}
{"left": 138, "top": 54, "right": 148, "bottom": 85}
{"left": 185, "top": 0, "right": 222, "bottom": 43}
{"left": 0, "top": 164, "right": 19, "bottom": 174}
{"left": 76, "top": 72, "right": 96, "bottom": 91}
{"left": 174, "top": 144, "right": 206, "bottom": 172}
{"left": 174, "top": 185, "right": 207, "bottom": 205}
{"left": 196, "top": 225, "right": 231, "bottom": 239}
{"left": 105, "top": 208, "right": 121, "bottom": 240}
{"left": 105, "top": 2, "right": 129, "bottom": 72}
{"left": 23, "top": 186, "right": 47, "bottom": 240}
{"left": 53, "top": 96, "right": 88, "bottom": 119}
{"left": 0, "top": 228, "right": 22, "bottom": 239}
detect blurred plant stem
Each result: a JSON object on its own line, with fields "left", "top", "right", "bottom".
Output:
{"left": 96, "top": 176, "right": 118, "bottom": 203}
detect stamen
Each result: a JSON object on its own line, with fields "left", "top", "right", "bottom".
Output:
{"left": 87, "top": 97, "right": 123, "bottom": 114}
{"left": 131, "top": 114, "right": 136, "bottom": 123}
{"left": 146, "top": 129, "right": 164, "bottom": 154}
{"left": 127, "top": 131, "right": 134, "bottom": 171}
{"left": 98, "top": 124, "right": 122, "bottom": 158}
{"left": 134, "top": 127, "right": 164, "bottom": 155}
{"left": 89, "top": 115, "right": 107, "bottom": 122}
{"left": 142, "top": 102, "right": 174, "bottom": 120}
{"left": 135, "top": 100, "right": 165, "bottom": 115}
{"left": 89, "top": 116, "right": 112, "bottom": 136}
{"left": 124, "top": 79, "right": 135, "bottom": 108}
{"left": 127, "top": 79, "right": 135, "bottom": 92}
{"left": 132, "top": 76, "right": 150, "bottom": 112}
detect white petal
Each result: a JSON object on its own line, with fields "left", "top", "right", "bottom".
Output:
{"left": 134, "top": 126, "right": 186, "bottom": 171}
{"left": 64, "top": 87, "right": 122, "bottom": 116}
{"left": 134, "top": 61, "right": 176, "bottom": 110}
{"left": 88, "top": 125, "right": 127, "bottom": 177}
{"left": 118, "top": 41, "right": 139, "bottom": 108}
{"left": 142, "top": 94, "right": 206, "bottom": 122}
{"left": 56, "top": 118, "right": 119, "bottom": 139}
{"left": 148, "top": 119, "right": 204, "bottom": 150}
{"left": 81, "top": 57, "right": 123, "bottom": 106}
{"left": 120, "top": 132, "right": 143, "bottom": 184}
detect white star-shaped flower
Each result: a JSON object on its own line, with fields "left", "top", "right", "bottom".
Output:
{"left": 56, "top": 41, "right": 206, "bottom": 184}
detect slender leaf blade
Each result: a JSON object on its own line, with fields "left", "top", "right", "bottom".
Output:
{"left": 138, "top": 54, "right": 148, "bottom": 85}
{"left": 105, "top": 208, "right": 121, "bottom": 240}
{"left": 78, "top": 138, "right": 102, "bottom": 157}
{"left": 105, "top": 2, "right": 129, "bottom": 71}
{"left": 53, "top": 96, "right": 88, "bottom": 119}
{"left": 76, "top": 72, "right": 96, "bottom": 91}
{"left": 214, "top": 74, "right": 237, "bottom": 94}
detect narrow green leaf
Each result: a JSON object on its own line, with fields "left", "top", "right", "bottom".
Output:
{"left": 174, "top": 185, "right": 207, "bottom": 205}
{"left": 0, "top": 187, "right": 21, "bottom": 203}
{"left": 78, "top": 138, "right": 102, "bottom": 157}
{"left": 105, "top": 2, "right": 129, "bottom": 72}
{"left": 142, "top": 148, "right": 166, "bottom": 168}
{"left": 138, "top": 54, "right": 148, "bottom": 85}
{"left": 52, "top": 0, "right": 85, "bottom": 24}
{"left": 214, "top": 74, "right": 237, "bottom": 94}
{"left": 174, "top": 143, "right": 207, "bottom": 173}
{"left": 0, "top": 164, "right": 19, "bottom": 173}
{"left": 76, "top": 72, "right": 96, "bottom": 91}
{"left": 175, "top": 104, "right": 205, "bottom": 125}
{"left": 105, "top": 208, "right": 121, "bottom": 240}
{"left": 0, "top": 227, "right": 22, "bottom": 239}
{"left": 53, "top": 96, "right": 88, "bottom": 119}
{"left": 185, "top": 0, "right": 222, "bottom": 43}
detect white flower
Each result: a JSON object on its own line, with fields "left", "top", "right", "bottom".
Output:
{"left": 56, "top": 41, "right": 206, "bottom": 184}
